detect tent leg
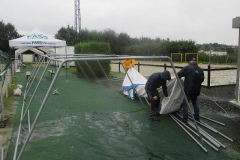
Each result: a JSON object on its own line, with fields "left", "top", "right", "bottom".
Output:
{"left": 16, "top": 62, "right": 64, "bottom": 160}
{"left": 97, "top": 61, "right": 117, "bottom": 94}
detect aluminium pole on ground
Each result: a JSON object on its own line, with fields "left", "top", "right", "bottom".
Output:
{"left": 171, "top": 114, "right": 219, "bottom": 151}
{"left": 167, "top": 58, "right": 205, "bottom": 146}
{"left": 170, "top": 115, "right": 216, "bottom": 151}
{"left": 170, "top": 114, "right": 208, "bottom": 152}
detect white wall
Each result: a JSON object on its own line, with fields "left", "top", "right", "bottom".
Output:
{"left": 50, "top": 46, "right": 75, "bottom": 67}
{"left": 22, "top": 54, "right": 33, "bottom": 62}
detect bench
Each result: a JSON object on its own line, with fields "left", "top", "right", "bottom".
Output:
{"left": 21, "top": 64, "right": 26, "bottom": 69}
{"left": 26, "top": 71, "right": 31, "bottom": 79}
{"left": 48, "top": 70, "right": 55, "bottom": 79}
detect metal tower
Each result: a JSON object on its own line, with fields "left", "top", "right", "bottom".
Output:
{"left": 74, "top": 0, "right": 81, "bottom": 33}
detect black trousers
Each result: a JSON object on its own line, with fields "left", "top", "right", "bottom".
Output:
{"left": 146, "top": 90, "right": 160, "bottom": 118}
{"left": 181, "top": 95, "right": 199, "bottom": 121}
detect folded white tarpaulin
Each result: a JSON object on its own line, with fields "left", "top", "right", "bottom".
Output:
{"left": 160, "top": 77, "right": 184, "bottom": 114}
{"left": 122, "top": 68, "right": 147, "bottom": 99}
{"left": 122, "top": 69, "right": 184, "bottom": 114}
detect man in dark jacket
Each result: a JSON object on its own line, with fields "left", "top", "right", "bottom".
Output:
{"left": 177, "top": 58, "right": 204, "bottom": 124}
{"left": 145, "top": 71, "right": 171, "bottom": 121}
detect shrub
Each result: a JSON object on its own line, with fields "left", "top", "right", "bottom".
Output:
{"left": 74, "top": 42, "right": 111, "bottom": 78}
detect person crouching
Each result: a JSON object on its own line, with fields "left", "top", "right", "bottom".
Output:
{"left": 145, "top": 71, "right": 171, "bottom": 121}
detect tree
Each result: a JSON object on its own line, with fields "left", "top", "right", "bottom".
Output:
{"left": 55, "top": 25, "right": 79, "bottom": 46}
{"left": 0, "top": 20, "right": 21, "bottom": 52}
{"left": 116, "top": 32, "right": 131, "bottom": 55}
{"left": 102, "top": 29, "right": 118, "bottom": 54}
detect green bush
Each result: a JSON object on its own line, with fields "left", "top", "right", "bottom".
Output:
{"left": 198, "top": 53, "right": 237, "bottom": 64}
{"left": 74, "top": 42, "right": 111, "bottom": 78}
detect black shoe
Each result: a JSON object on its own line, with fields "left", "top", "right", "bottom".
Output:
{"left": 151, "top": 117, "right": 160, "bottom": 122}
{"left": 182, "top": 120, "right": 188, "bottom": 125}
{"left": 195, "top": 118, "right": 200, "bottom": 122}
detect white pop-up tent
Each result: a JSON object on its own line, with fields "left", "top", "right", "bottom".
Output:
{"left": 9, "top": 28, "right": 66, "bottom": 70}
{"left": 9, "top": 28, "right": 66, "bottom": 48}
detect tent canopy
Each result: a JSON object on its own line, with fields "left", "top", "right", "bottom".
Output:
{"left": 9, "top": 28, "right": 66, "bottom": 49}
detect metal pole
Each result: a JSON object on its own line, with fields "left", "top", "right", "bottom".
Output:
{"left": 25, "top": 56, "right": 45, "bottom": 99}
{"left": 207, "top": 65, "right": 211, "bottom": 89}
{"left": 76, "top": 61, "right": 90, "bottom": 82}
{"left": 0, "top": 76, "right": 4, "bottom": 115}
{"left": 84, "top": 61, "right": 102, "bottom": 85}
{"left": 138, "top": 62, "right": 140, "bottom": 73}
{"left": 168, "top": 58, "right": 205, "bottom": 146}
{"left": 236, "top": 29, "right": 240, "bottom": 101}
{"left": 1, "top": 147, "right": 4, "bottom": 160}
{"left": 199, "top": 115, "right": 225, "bottom": 126}
{"left": 28, "top": 110, "right": 30, "bottom": 133}
{"left": 170, "top": 114, "right": 218, "bottom": 151}
{"left": 22, "top": 60, "right": 51, "bottom": 120}
{"left": 170, "top": 114, "right": 208, "bottom": 153}
{"left": 17, "top": 61, "right": 65, "bottom": 160}
{"left": 97, "top": 61, "right": 117, "bottom": 94}
{"left": 120, "top": 61, "right": 145, "bottom": 108}
{"left": 65, "top": 47, "right": 68, "bottom": 82}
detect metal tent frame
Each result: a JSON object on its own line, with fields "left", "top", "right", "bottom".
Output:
{"left": 13, "top": 54, "right": 206, "bottom": 160}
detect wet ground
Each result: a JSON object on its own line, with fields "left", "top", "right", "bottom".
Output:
{"left": 198, "top": 85, "right": 240, "bottom": 121}
{"left": 4, "top": 64, "right": 240, "bottom": 159}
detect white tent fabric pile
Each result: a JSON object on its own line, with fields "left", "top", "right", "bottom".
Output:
{"left": 122, "top": 68, "right": 184, "bottom": 114}
{"left": 122, "top": 68, "right": 147, "bottom": 100}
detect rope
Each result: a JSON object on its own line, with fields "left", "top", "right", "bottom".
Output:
{"left": 200, "top": 93, "right": 228, "bottom": 114}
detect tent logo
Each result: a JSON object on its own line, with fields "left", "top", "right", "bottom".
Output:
{"left": 27, "top": 33, "right": 48, "bottom": 40}
{"left": 32, "top": 41, "right": 47, "bottom": 44}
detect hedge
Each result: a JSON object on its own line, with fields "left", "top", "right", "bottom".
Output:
{"left": 74, "top": 42, "right": 111, "bottom": 78}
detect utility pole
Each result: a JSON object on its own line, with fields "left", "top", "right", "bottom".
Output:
{"left": 74, "top": 0, "right": 81, "bottom": 33}
{"left": 232, "top": 17, "right": 240, "bottom": 101}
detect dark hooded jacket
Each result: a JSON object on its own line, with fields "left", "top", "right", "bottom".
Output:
{"left": 177, "top": 62, "right": 204, "bottom": 96}
{"left": 145, "top": 71, "right": 171, "bottom": 98}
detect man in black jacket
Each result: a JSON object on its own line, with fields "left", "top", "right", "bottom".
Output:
{"left": 177, "top": 58, "right": 204, "bottom": 124}
{"left": 145, "top": 71, "right": 171, "bottom": 121}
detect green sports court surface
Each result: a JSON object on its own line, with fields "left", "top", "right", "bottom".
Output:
{"left": 6, "top": 65, "right": 240, "bottom": 160}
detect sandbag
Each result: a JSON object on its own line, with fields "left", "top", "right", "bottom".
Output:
{"left": 14, "top": 88, "right": 22, "bottom": 96}
{"left": 17, "top": 84, "right": 23, "bottom": 89}
{"left": 16, "top": 68, "right": 21, "bottom": 73}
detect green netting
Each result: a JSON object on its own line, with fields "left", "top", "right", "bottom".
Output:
{"left": 0, "top": 50, "right": 11, "bottom": 73}
{"left": 6, "top": 66, "right": 240, "bottom": 160}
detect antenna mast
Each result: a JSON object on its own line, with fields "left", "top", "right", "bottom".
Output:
{"left": 74, "top": 0, "right": 81, "bottom": 33}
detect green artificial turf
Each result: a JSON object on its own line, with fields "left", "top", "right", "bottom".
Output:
{"left": 6, "top": 65, "right": 240, "bottom": 160}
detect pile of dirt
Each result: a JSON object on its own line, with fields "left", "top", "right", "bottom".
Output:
{"left": 198, "top": 85, "right": 240, "bottom": 121}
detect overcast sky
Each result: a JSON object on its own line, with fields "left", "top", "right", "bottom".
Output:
{"left": 1, "top": 0, "right": 240, "bottom": 45}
